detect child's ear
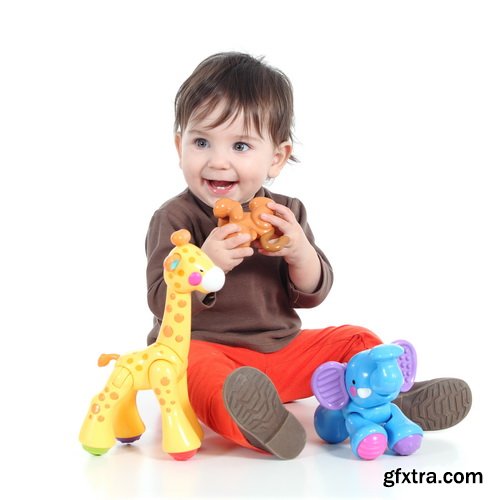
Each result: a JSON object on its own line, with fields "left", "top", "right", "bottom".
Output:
{"left": 175, "top": 133, "right": 182, "bottom": 158}
{"left": 268, "top": 141, "right": 293, "bottom": 178}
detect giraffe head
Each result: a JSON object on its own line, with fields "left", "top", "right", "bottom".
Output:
{"left": 163, "top": 229, "right": 225, "bottom": 294}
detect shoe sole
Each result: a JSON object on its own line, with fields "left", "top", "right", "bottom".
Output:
{"left": 223, "top": 367, "right": 306, "bottom": 459}
{"left": 394, "top": 378, "right": 472, "bottom": 431}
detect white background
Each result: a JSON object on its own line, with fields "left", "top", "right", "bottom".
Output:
{"left": 1, "top": 1, "right": 498, "bottom": 498}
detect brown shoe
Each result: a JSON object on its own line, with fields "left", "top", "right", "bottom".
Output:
{"left": 394, "top": 378, "right": 472, "bottom": 431}
{"left": 223, "top": 367, "right": 306, "bottom": 459}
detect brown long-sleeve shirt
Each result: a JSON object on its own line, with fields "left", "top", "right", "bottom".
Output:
{"left": 146, "top": 188, "right": 333, "bottom": 352}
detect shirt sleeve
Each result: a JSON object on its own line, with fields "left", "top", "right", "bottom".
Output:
{"left": 285, "top": 197, "right": 334, "bottom": 308}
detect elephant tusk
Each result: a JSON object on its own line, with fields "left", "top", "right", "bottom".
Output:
{"left": 357, "top": 388, "right": 372, "bottom": 399}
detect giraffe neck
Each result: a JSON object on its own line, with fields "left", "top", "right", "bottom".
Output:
{"left": 155, "top": 290, "right": 192, "bottom": 361}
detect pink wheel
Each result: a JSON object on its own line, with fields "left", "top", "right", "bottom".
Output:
{"left": 356, "top": 433, "right": 387, "bottom": 460}
{"left": 169, "top": 449, "right": 198, "bottom": 461}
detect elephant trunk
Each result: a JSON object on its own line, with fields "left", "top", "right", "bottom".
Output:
{"left": 370, "top": 363, "right": 403, "bottom": 396}
{"left": 368, "top": 344, "right": 405, "bottom": 396}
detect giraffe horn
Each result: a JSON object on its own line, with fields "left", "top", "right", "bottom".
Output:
{"left": 98, "top": 353, "right": 120, "bottom": 367}
{"left": 171, "top": 229, "right": 191, "bottom": 246}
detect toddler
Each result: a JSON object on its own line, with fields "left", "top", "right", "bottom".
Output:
{"left": 145, "top": 52, "right": 471, "bottom": 459}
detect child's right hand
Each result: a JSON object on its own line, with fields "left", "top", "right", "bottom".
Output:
{"left": 201, "top": 224, "right": 254, "bottom": 273}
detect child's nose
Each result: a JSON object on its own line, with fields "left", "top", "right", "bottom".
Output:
{"left": 207, "top": 149, "right": 230, "bottom": 169}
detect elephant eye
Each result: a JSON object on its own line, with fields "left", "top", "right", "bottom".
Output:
{"left": 352, "top": 380, "right": 356, "bottom": 385}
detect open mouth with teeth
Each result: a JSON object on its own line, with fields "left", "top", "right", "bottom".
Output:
{"left": 205, "top": 179, "right": 238, "bottom": 196}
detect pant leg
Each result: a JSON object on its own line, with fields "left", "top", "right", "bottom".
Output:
{"left": 187, "top": 339, "right": 265, "bottom": 450}
{"left": 266, "top": 325, "right": 382, "bottom": 403}
{"left": 187, "top": 326, "right": 381, "bottom": 449}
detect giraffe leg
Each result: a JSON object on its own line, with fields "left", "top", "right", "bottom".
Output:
{"left": 79, "top": 367, "right": 133, "bottom": 455}
{"left": 178, "top": 371, "right": 204, "bottom": 441}
{"left": 113, "top": 390, "right": 146, "bottom": 443}
{"left": 149, "top": 360, "right": 201, "bottom": 460}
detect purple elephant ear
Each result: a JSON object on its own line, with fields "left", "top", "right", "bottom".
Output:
{"left": 311, "top": 362, "right": 349, "bottom": 410}
{"left": 393, "top": 339, "right": 417, "bottom": 392}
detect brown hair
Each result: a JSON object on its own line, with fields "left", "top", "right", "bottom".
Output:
{"left": 174, "top": 52, "right": 296, "bottom": 161}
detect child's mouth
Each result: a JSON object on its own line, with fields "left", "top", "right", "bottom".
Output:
{"left": 206, "top": 180, "right": 237, "bottom": 196}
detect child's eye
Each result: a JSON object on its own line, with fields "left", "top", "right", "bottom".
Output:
{"left": 194, "top": 138, "right": 209, "bottom": 148}
{"left": 233, "top": 142, "right": 250, "bottom": 152}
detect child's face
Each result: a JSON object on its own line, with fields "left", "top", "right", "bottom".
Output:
{"left": 175, "top": 102, "right": 291, "bottom": 207}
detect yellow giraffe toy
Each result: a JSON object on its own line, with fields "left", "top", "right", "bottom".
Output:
{"left": 79, "top": 229, "right": 225, "bottom": 460}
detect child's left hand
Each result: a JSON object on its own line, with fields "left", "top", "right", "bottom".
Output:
{"left": 258, "top": 201, "right": 322, "bottom": 293}
{"left": 257, "top": 202, "right": 311, "bottom": 267}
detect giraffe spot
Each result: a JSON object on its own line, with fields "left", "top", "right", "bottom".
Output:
{"left": 174, "top": 313, "right": 184, "bottom": 323}
{"left": 162, "top": 325, "right": 173, "bottom": 337}
{"left": 154, "top": 388, "right": 161, "bottom": 395}
{"left": 127, "top": 358, "right": 134, "bottom": 364}
{"left": 166, "top": 305, "right": 172, "bottom": 313}
{"left": 170, "top": 293, "right": 176, "bottom": 300}
{"left": 166, "top": 390, "right": 171, "bottom": 394}
{"left": 88, "top": 415, "right": 93, "bottom": 420}
{"left": 177, "top": 270, "right": 185, "bottom": 276}
{"left": 110, "top": 392, "right": 119, "bottom": 400}
{"left": 160, "top": 377, "right": 170, "bottom": 386}
{"left": 182, "top": 248, "right": 188, "bottom": 253}
{"left": 98, "top": 393, "right": 105, "bottom": 402}
{"left": 98, "top": 416, "right": 105, "bottom": 422}
{"left": 166, "top": 408, "right": 171, "bottom": 413}
{"left": 189, "top": 257, "right": 196, "bottom": 263}
{"left": 142, "top": 353, "right": 149, "bottom": 360}
{"left": 168, "top": 273, "right": 174, "bottom": 280}
{"left": 105, "top": 404, "right": 110, "bottom": 409}
{"left": 104, "top": 387, "right": 110, "bottom": 393}
{"left": 135, "top": 365, "right": 143, "bottom": 371}
{"left": 91, "top": 404, "right": 101, "bottom": 414}
{"left": 175, "top": 335, "right": 184, "bottom": 343}
{"left": 170, "top": 401, "right": 176, "bottom": 405}
{"left": 177, "top": 300, "right": 187, "bottom": 308}
{"left": 159, "top": 398, "right": 165, "bottom": 406}
{"left": 174, "top": 282, "right": 181, "bottom": 288}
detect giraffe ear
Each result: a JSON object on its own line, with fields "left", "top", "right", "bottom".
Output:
{"left": 164, "top": 253, "right": 181, "bottom": 272}
{"left": 171, "top": 229, "right": 191, "bottom": 246}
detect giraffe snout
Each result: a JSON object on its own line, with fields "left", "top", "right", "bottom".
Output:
{"left": 202, "top": 266, "right": 225, "bottom": 293}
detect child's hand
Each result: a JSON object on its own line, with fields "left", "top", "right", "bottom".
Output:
{"left": 258, "top": 202, "right": 321, "bottom": 293}
{"left": 257, "top": 202, "right": 309, "bottom": 265}
{"left": 202, "top": 224, "right": 254, "bottom": 273}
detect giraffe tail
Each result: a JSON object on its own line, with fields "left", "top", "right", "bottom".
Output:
{"left": 98, "top": 353, "right": 120, "bottom": 367}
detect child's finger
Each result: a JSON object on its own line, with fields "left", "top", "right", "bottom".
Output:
{"left": 231, "top": 246, "right": 254, "bottom": 259}
{"left": 266, "top": 202, "right": 295, "bottom": 222}
{"left": 225, "top": 232, "right": 252, "bottom": 249}
{"left": 215, "top": 224, "right": 244, "bottom": 239}
{"left": 260, "top": 212, "right": 289, "bottom": 232}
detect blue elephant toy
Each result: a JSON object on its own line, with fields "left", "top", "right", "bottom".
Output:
{"left": 311, "top": 340, "right": 423, "bottom": 460}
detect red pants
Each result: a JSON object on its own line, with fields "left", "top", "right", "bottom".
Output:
{"left": 187, "top": 325, "right": 381, "bottom": 450}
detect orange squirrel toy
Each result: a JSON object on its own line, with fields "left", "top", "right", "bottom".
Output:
{"left": 213, "top": 197, "right": 289, "bottom": 252}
